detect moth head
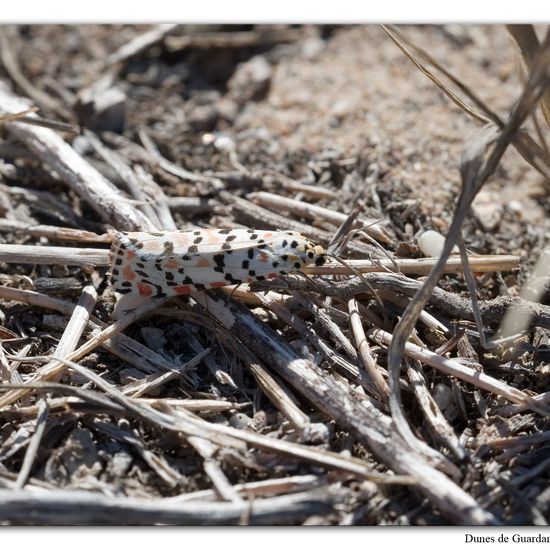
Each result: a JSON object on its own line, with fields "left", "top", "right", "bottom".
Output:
{"left": 300, "top": 239, "right": 327, "bottom": 267}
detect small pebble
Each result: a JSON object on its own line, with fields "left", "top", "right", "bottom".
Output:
{"left": 229, "top": 413, "right": 253, "bottom": 429}
{"left": 417, "top": 230, "right": 458, "bottom": 257}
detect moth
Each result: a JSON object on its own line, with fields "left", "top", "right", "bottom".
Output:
{"left": 109, "top": 228, "right": 327, "bottom": 298}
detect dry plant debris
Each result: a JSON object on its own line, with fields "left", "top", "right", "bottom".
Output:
{"left": 0, "top": 24, "right": 548, "bottom": 526}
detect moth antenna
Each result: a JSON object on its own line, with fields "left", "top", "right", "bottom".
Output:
{"left": 325, "top": 252, "right": 388, "bottom": 323}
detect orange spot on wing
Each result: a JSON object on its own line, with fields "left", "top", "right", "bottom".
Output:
{"left": 174, "top": 285, "right": 192, "bottom": 295}
{"left": 209, "top": 281, "right": 226, "bottom": 288}
{"left": 137, "top": 283, "right": 153, "bottom": 297}
{"left": 205, "top": 235, "right": 221, "bottom": 244}
{"left": 123, "top": 265, "right": 136, "bottom": 281}
{"left": 263, "top": 232, "right": 273, "bottom": 238}
{"left": 196, "top": 257, "right": 211, "bottom": 267}
{"left": 165, "top": 259, "right": 179, "bottom": 269}
{"left": 126, "top": 250, "right": 135, "bottom": 260}
{"left": 259, "top": 252, "right": 269, "bottom": 263}
{"left": 267, "top": 272, "right": 278, "bottom": 279}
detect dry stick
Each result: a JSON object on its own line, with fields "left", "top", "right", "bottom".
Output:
{"left": 121, "top": 347, "right": 211, "bottom": 397}
{"left": 249, "top": 191, "right": 393, "bottom": 244}
{"left": 133, "top": 165, "right": 178, "bottom": 231}
{"left": 303, "top": 255, "right": 520, "bottom": 275}
{"left": 228, "top": 338, "right": 327, "bottom": 440}
{"left": 0, "top": 29, "right": 66, "bottom": 119}
{"left": 375, "top": 290, "right": 448, "bottom": 334}
{"left": 0, "top": 278, "right": 199, "bottom": 382}
{"left": 164, "top": 27, "right": 305, "bottom": 52}
{"left": 166, "top": 474, "right": 324, "bottom": 502}
{"left": 107, "top": 24, "right": 179, "bottom": 66}
{"left": 223, "top": 192, "right": 380, "bottom": 257}
{"left": 254, "top": 292, "right": 370, "bottom": 391}
{"left": 0, "top": 487, "right": 341, "bottom": 526}
{"left": 348, "top": 297, "right": 389, "bottom": 399}
{"left": 14, "top": 285, "right": 97, "bottom": 489}
{"left": 187, "top": 435, "right": 244, "bottom": 504}
{"left": 0, "top": 83, "right": 151, "bottom": 231}
{"left": 260, "top": 169, "right": 336, "bottom": 200}
{"left": 0, "top": 244, "right": 109, "bottom": 267}
{"left": 387, "top": 34, "right": 550, "bottom": 460}
{"left": 457, "top": 234, "right": 489, "bottom": 348}
{"left": 0, "top": 386, "right": 244, "bottom": 418}
{"left": 91, "top": 420, "right": 184, "bottom": 487}
{"left": 0, "top": 219, "right": 110, "bottom": 243}
{"left": 405, "top": 360, "right": 466, "bottom": 461}
{"left": 269, "top": 272, "right": 550, "bottom": 330}
{"left": 194, "top": 291, "right": 497, "bottom": 525}
{"left": 166, "top": 196, "right": 221, "bottom": 215}
{"left": 85, "top": 129, "right": 162, "bottom": 230}
{"left": 13, "top": 399, "right": 48, "bottom": 490}
{"left": 0, "top": 182, "right": 95, "bottom": 232}
{"left": 0, "top": 242, "right": 519, "bottom": 274}
{"left": 297, "top": 293, "right": 358, "bottom": 360}
{"left": 371, "top": 328, "right": 546, "bottom": 416}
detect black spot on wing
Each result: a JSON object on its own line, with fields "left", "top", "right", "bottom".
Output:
{"left": 224, "top": 273, "right": 241, "bottom": 285}
{"left": 117, "top": 288, "right": 133, "bottom": 294}
{"left": 213, "top": 254, "right": 226, "bottom": 273}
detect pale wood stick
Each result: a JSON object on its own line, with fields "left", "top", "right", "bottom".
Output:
{"left": 260, "top": 169, "right": 336, "bottom": 199}
{"left": 229, "top": 338, "right": 328, "bottom": 441}
{"left": 0, "top": 487, "right": 341, "bottom": 525}
{"left": 304, "top": 255, "right": 520, "bottom": 275}
{"left": 107, "top": 24, "right": 179, "bottom": 66}
{"left": 0, "top": 242, "right": 519, "bottom": 274}
{"left": 348, "top": 297, "right": 389, "bottom": 398}
{"left": 166, "top": 474, "right": 324, "bottom": 502}
{"left": 91, "top": 419, "right": 184, "bottom": 487}
{"left": 249, "top": 190, "right": 393, "bottom": 244}
{"left": 405, "top": 361, "right": 466, "bottom": 460}
{"left": 0, "top": 219, "right": 109, "bottom": 243}
{"left": 0, "top": 83, "right": 151, "bottom": 231}
{"left": 0, "top": 244, "right": 110, "bottom": 266}
{"left": 0, "top": 395, "right": 247, "bottom": 418}
{"left": 14, "top": 285, "right": 97, "bottom": 489}
{"left": 368, "top": 328, "right": 549, "bottom": 416}
{"left": 187, "top": 434, "right": 245, "bottom": 503}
